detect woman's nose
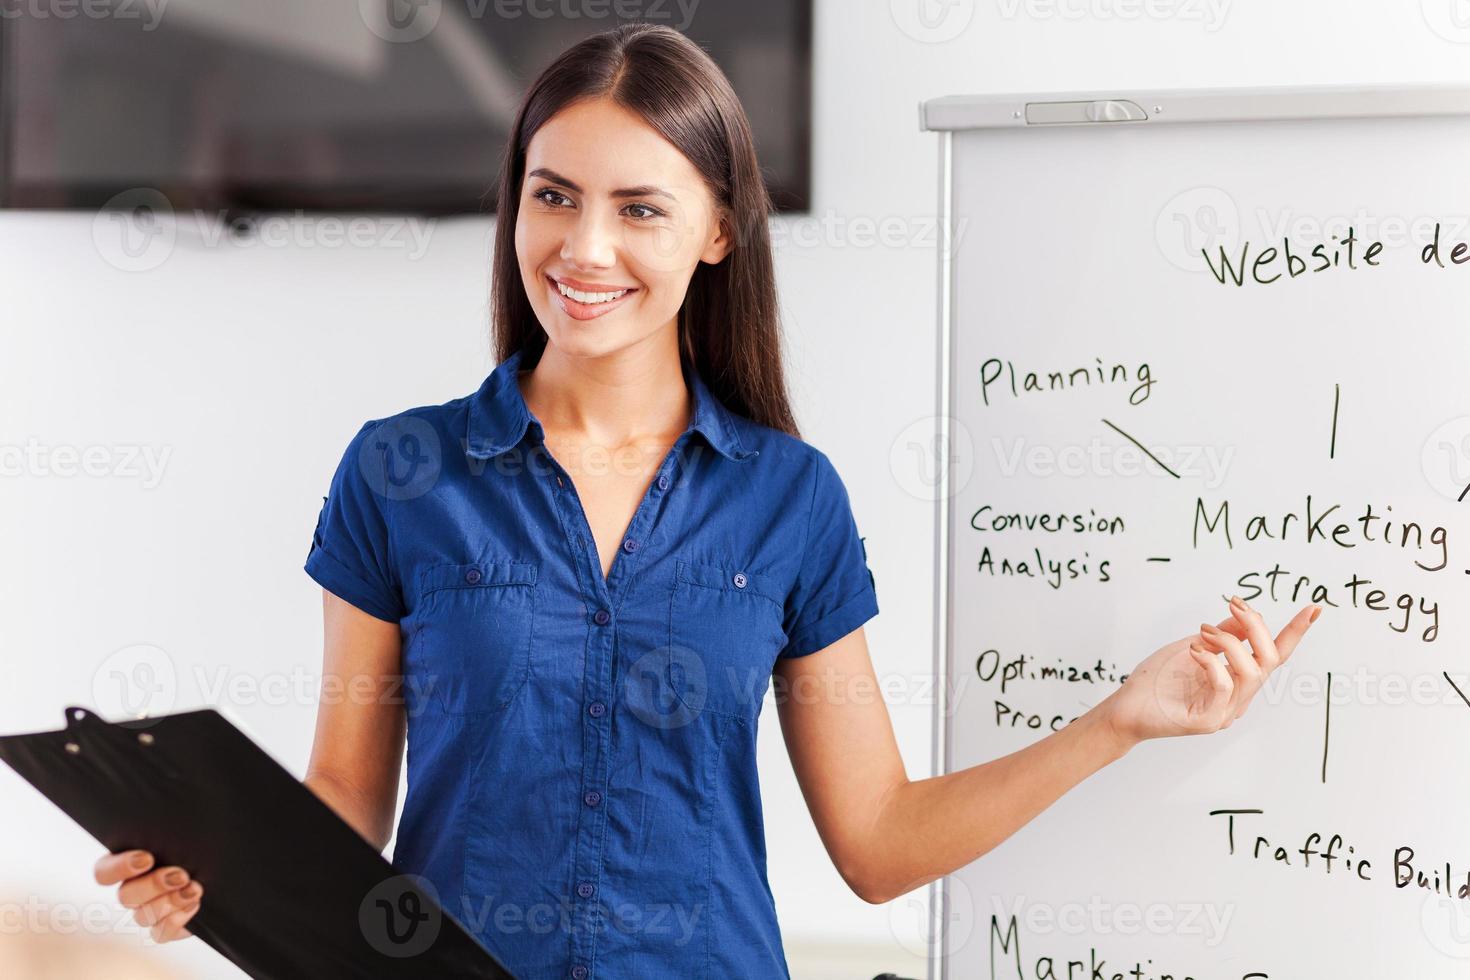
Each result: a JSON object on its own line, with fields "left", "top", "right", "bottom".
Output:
{"left": 559, "top": 209, "right": 618, "bottom": 270}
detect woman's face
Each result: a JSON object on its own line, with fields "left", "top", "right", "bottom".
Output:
{"left": 515, "top": 96, "right": 731, "bottom": 361}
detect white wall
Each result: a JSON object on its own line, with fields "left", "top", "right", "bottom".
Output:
{"left": 4, "top": 1, "right": 1469, "bottom": 977}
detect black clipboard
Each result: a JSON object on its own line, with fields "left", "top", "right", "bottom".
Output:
{"left": 0, "top": 705, "right": 516, "bottom": 980}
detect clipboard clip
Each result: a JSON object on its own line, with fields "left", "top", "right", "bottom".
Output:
{"left": 61, "top": 705, "right": 159, "bottom": 754}
{"left": 64, "top": 705, "right": 97, "bottom": 728}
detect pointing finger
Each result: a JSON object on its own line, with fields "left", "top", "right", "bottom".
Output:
{"left": 1226, "top": 595, "right": 1282, "bottom": 671}
{"left": 1212, "top": 603, "right": 1321, "bottom": 663}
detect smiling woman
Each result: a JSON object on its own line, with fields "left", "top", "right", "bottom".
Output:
{"left": 492, "top": 30, "right": 788, "bottom": 419}
{"left": 92, "top": 21, "right": 1322, "bottom": 980}
{"left": 519, "top": 133, "right": 703, "bottom": 315}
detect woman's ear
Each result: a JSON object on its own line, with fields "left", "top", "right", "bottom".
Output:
{"left": 699, "top": 209, "right": 734, "bottom": 266}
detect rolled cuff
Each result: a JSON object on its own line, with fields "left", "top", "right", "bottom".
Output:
{"left": 304, "top": 544, "right": 404, "bottom": 624}
{"left": 778, "top": 585, "right": 879, "bottom": 659}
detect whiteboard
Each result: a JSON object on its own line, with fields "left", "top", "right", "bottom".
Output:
{"left": 922, "top": 85, "right": 1470, "bottom": 980}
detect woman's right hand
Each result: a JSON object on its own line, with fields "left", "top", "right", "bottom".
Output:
{"left": 94, "top": 849, "right": 203, "bottom": 943}
{"left": 1098, "top": 596, "right": 1320, "bottom": 746}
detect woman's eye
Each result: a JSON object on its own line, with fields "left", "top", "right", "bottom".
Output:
{"left": 533, "top": 188, "right": 571, "bottom": 208}
{"left": 624, "top": 203, "right": 662, "bottom": 220}
{"left": 530, "top": 188, "right": 661, "bottom": 220}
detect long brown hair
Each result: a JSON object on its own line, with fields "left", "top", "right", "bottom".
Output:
{"left": 489, "top": 22, "right": 799, "bottom": 439}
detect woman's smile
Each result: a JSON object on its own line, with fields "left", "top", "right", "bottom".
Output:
{"left": 545, "top": 273, "right": 639, "bottom": 321}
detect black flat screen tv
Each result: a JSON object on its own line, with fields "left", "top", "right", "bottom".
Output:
{"left": 0, "top": 1, "right": 811, "bottom": 215}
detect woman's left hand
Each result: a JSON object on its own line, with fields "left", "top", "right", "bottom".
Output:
{"left": 1098, "top": 596, "right": 1321, "bottom": 748}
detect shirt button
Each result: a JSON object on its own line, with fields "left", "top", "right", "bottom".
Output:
{"left": 583, "top": 790, "right": 602, "bottom": 807}
{"left": 587, "top": 701, "right": 605, "bottom": 718}
{"left": 593, "top": 609, "right": 611, "bottom": 626}
{"left": 621, "top": 537, "right": 639, "bottom": 553}
{"left": 576, "top": 881, "right": 595, "bottom": 899}
{"left": 733, "top": 572, "right": 747, "bottom": 589}
{"left": 571, "top": 967, "right": 588, "bottom": 980}
{"left": 464, "top": 568, "right": 482, "bottom": 585}
{"left": 657, "top": 474, "right": 670, "bottom": 491}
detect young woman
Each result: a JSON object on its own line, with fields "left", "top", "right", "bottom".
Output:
{"left": 93, "top": 22, "right": 1321, "bottom": 979}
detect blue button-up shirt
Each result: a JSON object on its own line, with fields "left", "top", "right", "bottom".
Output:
{"left": 304, "top": 348, "right": 879, "bottom": 979}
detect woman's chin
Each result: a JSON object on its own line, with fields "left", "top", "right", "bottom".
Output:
{"left": 539, "top": 323, "right": 624, "bottom": 358}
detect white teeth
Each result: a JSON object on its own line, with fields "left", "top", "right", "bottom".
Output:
{"left": 557, "top": 280, "right": 628, "bottom": 304}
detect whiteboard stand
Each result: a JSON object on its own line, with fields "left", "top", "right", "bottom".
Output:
{"left": 920, "top": 83, "right": 1470, "bottom": 980}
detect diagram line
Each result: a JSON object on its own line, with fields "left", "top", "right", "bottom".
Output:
{"left": 1444, "top": 672, "right": 1470, "bottom": 711}
{"left": 1330, "top": 383, "right": 1340, "bottom": 459}
{"left": 1100, "top": 418, "right": 1181, "bottom": 479}
{"left": 1321, "top": 671, "right": 1332, "bottom": 784}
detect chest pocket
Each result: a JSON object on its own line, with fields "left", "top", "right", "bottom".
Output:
{"left": 406, "top": 560, "right": 537, "bottom": 715}
{"left": 668, "top": 559, "right": 788, "bottom": 720}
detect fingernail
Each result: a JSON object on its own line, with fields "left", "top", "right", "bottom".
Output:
{"left": 1200, "top": 622, "right": 1220, "bottom": 634}
{"left": 129, "top": 852, "right": 150, "bottom": 870}
{"left": 1189, "top": 641, "right": 1204, "bottom": 654}
{"left": 1309, "top": 606, "right": 1322, "bottom": 624}
{"left": 1229, "top": 595, "right": 1242, "bottom": 606}
{"left": 167, "top": 870, "right": 187, "bottom": 888}
{"left": 182, "top": 883, "right": 201, "bottom": 900}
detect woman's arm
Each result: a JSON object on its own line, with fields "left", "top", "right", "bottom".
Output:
{"left": 302, "top": 589, "right": 406, "bottom": 852}
{"left": 92, "top": 589, "right": 406, "bottom": 945}
{"left": 774, "top": 597, "right": 1319, "bottom": 905}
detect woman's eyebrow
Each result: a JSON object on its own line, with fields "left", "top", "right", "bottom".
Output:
{"left": 528, "top": 168, "right": 676, "bottom": 201}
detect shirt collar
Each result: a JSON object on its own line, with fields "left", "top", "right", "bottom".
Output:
{"left": 464, "top": 348, "right": 757, "bottom": 463}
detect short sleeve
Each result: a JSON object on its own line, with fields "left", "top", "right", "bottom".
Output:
{"left": 304, "top": 420, "right": 406, "bottom": 624}
{"left": 777, "top": 451, "right": 879, "bottom": 659}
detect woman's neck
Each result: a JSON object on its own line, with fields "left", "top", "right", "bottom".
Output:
{"left": 519, "top": 341, "right": 692, "bottom": 451}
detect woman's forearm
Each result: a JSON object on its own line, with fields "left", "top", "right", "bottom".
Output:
{"left": 860, "top": 704, "right": 1136, "bottom": 904}
{"left": 304, "top": 769, "right": 394, "bottom": 852}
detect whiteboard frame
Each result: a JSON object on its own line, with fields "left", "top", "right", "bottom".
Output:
{"left": 919, "top": 83, "right": 1470, "bottom": 980}
{"left": 926, "top": 126, "right": 955, "bottom": 980}
{"left": 921, "top": 82, "right": 1470, "bottom": 131}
